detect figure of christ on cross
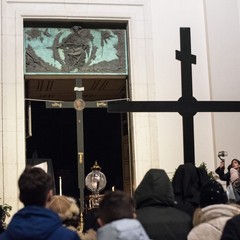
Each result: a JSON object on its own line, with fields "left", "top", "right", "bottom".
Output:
{"left": 107, "top": 27, "right": 240, "bottom": 164}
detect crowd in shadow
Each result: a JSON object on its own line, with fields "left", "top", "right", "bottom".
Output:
{"left": 1, "top": 160, "right": 240, "bottom": 240}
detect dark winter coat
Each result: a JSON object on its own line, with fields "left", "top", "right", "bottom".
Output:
{"left": 172, "top": 163, "right": 210, "bottom": 218}
{"left": 0, "top": 206, "right": 80, "bottom": 240}
{"left": 134, "top": 169, "right": 192, "bottom": 240}
{"left": 220, "top": 214, "right": 240, "bottom": 240}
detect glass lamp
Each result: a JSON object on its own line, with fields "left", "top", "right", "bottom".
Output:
{"left": 85, "top": 161, "right": 107, "bottom": 209}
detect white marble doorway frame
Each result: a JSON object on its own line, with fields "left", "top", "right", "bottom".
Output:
{"left": 0, "top": 0, "right": 156, "bottom": 214}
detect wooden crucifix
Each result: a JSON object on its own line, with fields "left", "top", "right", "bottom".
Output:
{"left": 107, "top": 27, "right": 240, "bottom": 164}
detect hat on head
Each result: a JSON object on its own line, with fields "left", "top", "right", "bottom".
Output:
{"left": 48, "top": 195, "right": 79, "bottom": 221}
{"left": 199, "top": 179, "right": 228, "bottom": 208}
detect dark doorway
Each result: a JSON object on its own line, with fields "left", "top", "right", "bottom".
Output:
{"left": 26, "top": 100, "right": 123, "bottom": 200}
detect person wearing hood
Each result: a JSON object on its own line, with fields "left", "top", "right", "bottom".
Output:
{"left": 171, "top": 163, "right": 210, "bottom": 218}
{"left": 0, "top": 166, "right": 80, "bottom": 240}
{"left": 187, "top": 179, "right": 240, "bottom": 240}
{"left": 97, "top": 190, "right": 150, "bottom": 240}
{"left": 134, "top": 168, "right": 192, "bottom": 240}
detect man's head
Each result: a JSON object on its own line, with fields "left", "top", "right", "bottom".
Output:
{"left": 18, "top": 166, "right": 53, "bottom": 207}
{"left": 97, "top": 190, "right": 135, "bottom": 226}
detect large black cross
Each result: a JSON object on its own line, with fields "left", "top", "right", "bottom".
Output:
{"left": 107, "top": 27, "right": 240, "bottom": 164}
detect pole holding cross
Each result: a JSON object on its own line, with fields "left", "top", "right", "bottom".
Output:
{"left": 107, "top": 27, "right": 240, "bottom": 165}
{"left": 46, "top": 79, "right": 107, "bottom": 214}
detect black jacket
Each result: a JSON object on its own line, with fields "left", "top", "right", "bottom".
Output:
{"left": 134, "top": 169, "right": 192, "bottom": 240}
{"left": 215, "top": 165, "right": 231, "bottom": 186}
{"left": 172, "top": 163, "right": 210, "bottom": 218}
{"left": 220, "top": 215, "right": 240, "bottom": 240}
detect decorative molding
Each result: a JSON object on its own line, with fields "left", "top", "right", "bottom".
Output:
{"left": 5, "top": 0, "right": 144, "bottom": 6}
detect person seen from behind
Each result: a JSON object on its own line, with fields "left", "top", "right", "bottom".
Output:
{"left": 171, "top": 163, "right": 210, "bottom": 219}
{"left": 0, "top": 166, "right": 80, "bottom": 240}
{"left": 97, "top": 190, "right": 150, "bottom": 240}
{"left": 220, "top": 214, "right": 240, "bottom": 240}
{"left": 134, "top": 168, "right": 192, "bottom": 240}
{"left": 187, "top": 179, "right": 240, "bottom": 240}
{"left": 48, "top": 195, "right": 96, "bottom": 240}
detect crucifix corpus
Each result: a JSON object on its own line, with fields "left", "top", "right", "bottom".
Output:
{"left": 107, "top": 27, "right": 240, "bottom": 164}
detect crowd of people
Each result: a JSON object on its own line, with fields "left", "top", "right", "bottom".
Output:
{"left": 1, "top": 159, "right": 240, "bottom": 240}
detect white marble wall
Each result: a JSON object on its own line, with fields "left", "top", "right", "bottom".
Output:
{"left": 1, "top": 0, "right": 240, "bottom": 214}
{"left": 204, "top": 0, "right": 240, "bottom": 169}
{"left": 0, "top": 0, "right": 157, "bottom": 212}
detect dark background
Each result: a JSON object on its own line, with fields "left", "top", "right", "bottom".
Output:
{"left": 26, "top": 101, "right": 123, "bottom": 200}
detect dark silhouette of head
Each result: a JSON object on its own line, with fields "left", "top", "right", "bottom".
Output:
{"left": 18, "top": 166, "right": 53, "bottom": 207}
{"left": 98, "top": 190, "right": 135, "bottom": 225}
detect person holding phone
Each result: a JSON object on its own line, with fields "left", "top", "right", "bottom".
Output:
{"left": 215, "top": 159, "right": 240, "bottom": 186}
